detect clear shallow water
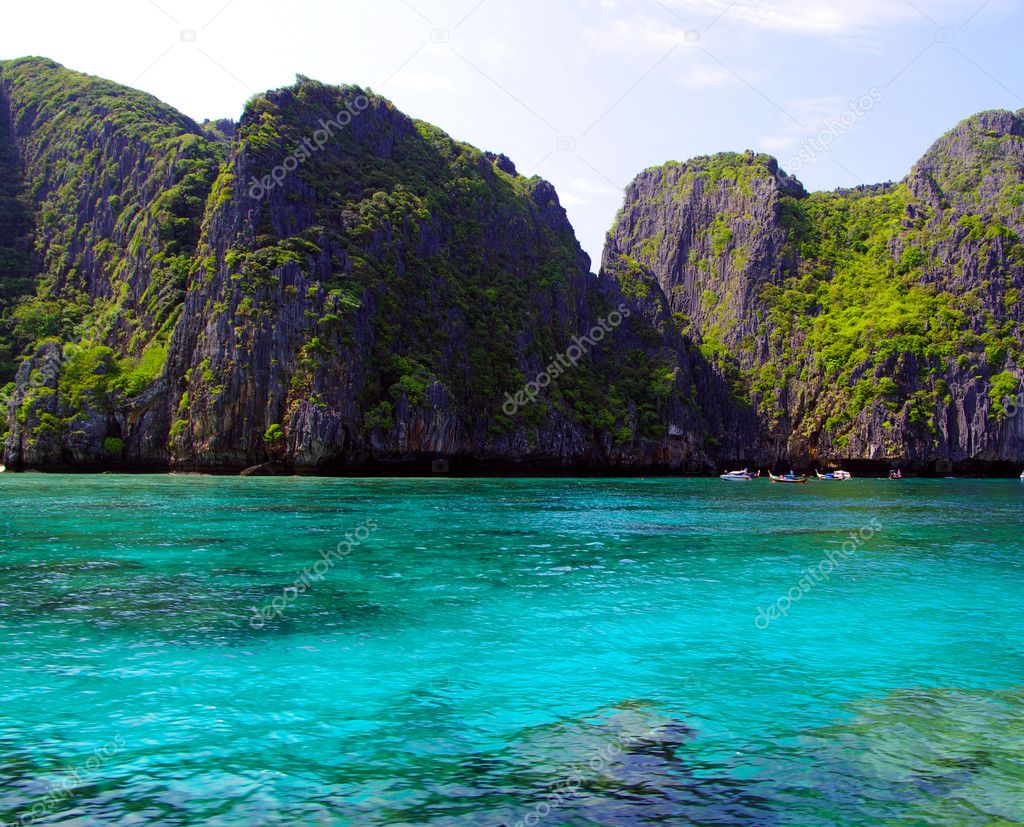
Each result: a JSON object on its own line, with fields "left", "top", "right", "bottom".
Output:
{"left": 1, "top": 475, "right": 1022, "bottom": 826}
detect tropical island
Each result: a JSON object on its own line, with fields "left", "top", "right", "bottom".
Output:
{"left": 1, "top": 57, "right": 1021, "bottom": 476}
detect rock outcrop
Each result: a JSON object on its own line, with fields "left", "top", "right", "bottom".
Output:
{"left": 0, "top": 58, "right": 1020, "bottom": 474}
{"left": 605, "top": 118, "right": 1024, "bottom": 471}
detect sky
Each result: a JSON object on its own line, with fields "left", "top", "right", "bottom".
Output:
{"left": 2, "top": 0, "right": 1022, "bottom": 266}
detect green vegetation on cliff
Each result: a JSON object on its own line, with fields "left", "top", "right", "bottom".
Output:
{"left": 761, "top": 177, "right": 1022, "bottom": 432}
{"left": 607, "top": 118, "right": 1024, "bottom": 458}
{"left": 0, "top": 57, "right": 222, "bottom": 403}
{"left": 191, "top": 78, "right": 642, "bottom": 449}
{"left": 2, "top": 59, "right": 1021, "bottom": 470}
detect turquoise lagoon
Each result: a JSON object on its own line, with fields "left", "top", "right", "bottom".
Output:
{"left": 1, "top": 475, "right": 1022, "bottom": 825}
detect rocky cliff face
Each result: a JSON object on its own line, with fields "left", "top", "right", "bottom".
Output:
{"left": 603, "top": 153, "right": 805, "bottom": 368}
{"left": 168, "top": 81, "right": 589, "bottom": 469}
{"left": 0, "top": 57, "right": 225, "bottom": 468}
{"left": 605, "top": 112, "right": 1024, "bottom": 470}
{"left": 161, "top": 79, "right": 746, "bottom": 472}
{"left": 0, "top": 59, "right": 729, "bottom": 472}
{"left": 0, "top": 81, "right": 34, "bottom": 376}
{"left": 0, "top": 58, "right": 1020, "bottom": 473}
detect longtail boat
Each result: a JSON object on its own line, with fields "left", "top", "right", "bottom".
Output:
{"left": 770, "top": 472, "right": 808, "bottom": 485}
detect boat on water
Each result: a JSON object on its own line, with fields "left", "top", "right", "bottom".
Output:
{"left": 769, "top": 472, "right": 808, "bottom": 485}
{"left": 889, "top": 469, "right": 903, "bottom": 480}
{"left": 720, "top": 468, "right": 756, "bottom": 482}
{"left": 816, "top": 470, "right": 852, "bottom": 481}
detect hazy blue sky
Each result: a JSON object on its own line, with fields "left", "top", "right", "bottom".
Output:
{"left": 3, "top": 0, "right": 1021, "bottom": 265}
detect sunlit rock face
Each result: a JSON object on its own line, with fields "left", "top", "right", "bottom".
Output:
{"left": 1, "top": 58, "right": 1020, "bottom": 473}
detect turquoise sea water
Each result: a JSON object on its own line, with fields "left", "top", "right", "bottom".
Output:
{"left": 1, "top": 475, "right": 1023, "bottom": 826}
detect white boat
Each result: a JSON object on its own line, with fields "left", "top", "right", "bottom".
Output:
{"left": 0, "top": 463, "right": 5, "bottom": 473}
{"left": 1020, "top": 470, "right": 1023, "bottom": 481}
{"left": 816, "top": 470, "right": 852, "bottom": 480}
{"left": 720, "top": 470, "right": 754, "bottom": 482}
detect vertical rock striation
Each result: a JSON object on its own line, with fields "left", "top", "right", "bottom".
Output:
{"left": 0, "top": 58, "right": 1020, "bottom": 473}
{"left": 607, "top": 114, "right": 1024, "bottom": 471}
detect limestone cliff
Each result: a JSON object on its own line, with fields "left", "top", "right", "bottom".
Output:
{"left": 604, "top": 113, "right": 1024, "bottom": 471}
{"left": 0, "top": 58, "right": 1020, "bottom": 473}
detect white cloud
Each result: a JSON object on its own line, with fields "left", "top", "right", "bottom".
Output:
{"left": 659, "top": 0, "right": 909, "bottom": 34}
{"left": 568, "top": 177, "right": 619, "bottom": 195}
{"left": 760, "top": 95, "right": 849, "bottom": 150}
{"left": 583, "top": 0, "right": 1010, "bottom": 42}
{"left": 759, "top": 92, "right": 881, "bottom": 175}
{"left": 583, "top": 18, "right": 688, "bottom": 53}
{"left": 559, "top": 178, "right": 616, "bottom": 206}
{"left": 386, "top": 71, "right": 458, "bottom": 94}
{"left": 676, "top": 64, "right": 734, "bottom": 89}
{"left": 462, "top": 37, "right": 520, "bottom": 72}
{"left": 732, "top": 1, "right": 892, "bottom": 34}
